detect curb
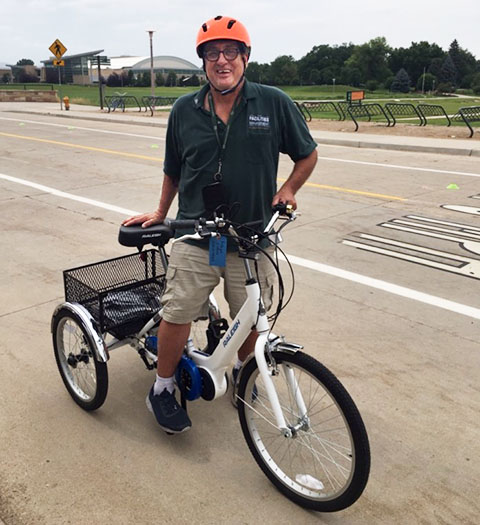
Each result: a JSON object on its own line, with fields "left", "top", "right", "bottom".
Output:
{"left": 312, "top": 136, "right": 480, "bottom": 157}
{"left": 5, "top": 109, "right": 169, "bottom": 130}
{"left": 4, "top": 108, "right": 480, "bottom": 157}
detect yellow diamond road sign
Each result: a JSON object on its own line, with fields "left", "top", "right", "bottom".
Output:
{"left": 49, "top": 39, "right": 67, "bottom": 59}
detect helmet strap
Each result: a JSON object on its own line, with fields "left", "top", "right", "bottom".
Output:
{"left": 206, "top": 57, "right": 247, "bottom": 96}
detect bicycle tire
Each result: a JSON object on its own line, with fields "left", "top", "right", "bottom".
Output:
{"left": 52, "top": 308, "right": 108, "bottom": 411}
{"left": 237, "top": 350, "right": 370, "bottom": 512}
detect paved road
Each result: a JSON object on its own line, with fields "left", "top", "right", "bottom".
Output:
{"left": 0, "top": 110, "right": 479, "bottom": 524}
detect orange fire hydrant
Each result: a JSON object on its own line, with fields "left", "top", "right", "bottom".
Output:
{"left": 63, "top": 96, "right": 70, "bottom": 110}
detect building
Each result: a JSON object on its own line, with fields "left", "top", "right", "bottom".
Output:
{"left": 96, "top": 55, "right": 205, "bottom": 84}
{"left": 41, "top": 50, "right": 104, "bottom": 84}
{"left": 40, "top": 51, "right": 205, "bottom": 85}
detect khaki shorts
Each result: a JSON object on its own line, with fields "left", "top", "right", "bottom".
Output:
{"left": 161, "top": 241, "right": 277, "bottom": 324}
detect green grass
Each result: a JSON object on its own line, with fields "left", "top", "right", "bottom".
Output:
{"left": 0, "top": 83, "right": 55, "bottom": 90}
{"left": 5, "top": 82, "right": 478, "bottom": 128}
{"left": 54, "top": 84, "right": 199, "bottom": 106}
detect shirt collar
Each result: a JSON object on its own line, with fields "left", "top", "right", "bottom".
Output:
{"left": 193, "top": 79, "right": 256, "bottom": 109}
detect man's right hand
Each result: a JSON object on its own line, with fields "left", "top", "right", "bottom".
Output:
{"left": 121, "top": 210, "right": 165, "bottom": 228}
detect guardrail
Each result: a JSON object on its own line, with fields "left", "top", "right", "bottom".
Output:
{"left": 385, "top": 103, "right": 424, "bottom": 126}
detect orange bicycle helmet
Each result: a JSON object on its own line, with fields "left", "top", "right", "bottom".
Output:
{"left": 196, "top": 16, "right": 251, "bottom": 58}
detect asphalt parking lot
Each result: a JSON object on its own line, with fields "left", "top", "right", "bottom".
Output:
{"left": 1, "top": 106, "right": 479, "bottom": 524}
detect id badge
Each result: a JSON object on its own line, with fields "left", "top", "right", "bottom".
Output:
{"left": 209, "top": 236, "right": 227, "bottom": 267}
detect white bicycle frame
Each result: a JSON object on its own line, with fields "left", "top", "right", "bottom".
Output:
{"left": 100, "top": 214, "right": 305, "bottom": 436}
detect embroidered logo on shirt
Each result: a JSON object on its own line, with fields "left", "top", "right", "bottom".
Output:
{"left": 248, "top": 114, "right": 270, "bottom": 130}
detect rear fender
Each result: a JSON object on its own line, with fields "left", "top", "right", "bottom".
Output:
{"left": 52, "top": 302, "right": 108, "bottom": 363}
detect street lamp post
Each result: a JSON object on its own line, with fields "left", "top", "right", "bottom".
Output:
{"left": 147, "top": 30, "right": 155, "bottom": 97}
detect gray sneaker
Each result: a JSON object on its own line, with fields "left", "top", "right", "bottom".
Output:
{"left": 146, "top": 386, "right": 191, "bottom": 434}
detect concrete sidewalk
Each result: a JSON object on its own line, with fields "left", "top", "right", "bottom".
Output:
{"left": 1, "top": 101, "right": 480, "bottom": 157}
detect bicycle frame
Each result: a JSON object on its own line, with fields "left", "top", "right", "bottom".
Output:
{"left": 107, "top": 213, "right": 302, "bottom": 435}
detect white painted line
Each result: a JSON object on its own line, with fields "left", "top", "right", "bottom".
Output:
{"left": 285, "top": 253, "right": 480, "bottom": 319}
{"left": 0, "top": 116, "right": 164, "bottom": 141}
{"left": 0, "top": 173, "right": 138, "bottom": 215}
{"left": 2, "top": 171, "right": 480, "bottom": 320}
{"left": 1, "top": 115, "right": 478, "bottom": 179}
{"left": 317, "top": 155, "right": 480, "bottom": 178}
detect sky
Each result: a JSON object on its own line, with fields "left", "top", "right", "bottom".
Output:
{"left": 1, "top": 0, "right": 479, "bottom": 68}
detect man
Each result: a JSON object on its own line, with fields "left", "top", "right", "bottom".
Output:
{"left": 122, "top": 15, "right": 317, "bottom": 434}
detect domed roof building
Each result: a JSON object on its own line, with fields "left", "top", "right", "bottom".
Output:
{"left": 131, "top": 56, "right": 203, "bottom": 76}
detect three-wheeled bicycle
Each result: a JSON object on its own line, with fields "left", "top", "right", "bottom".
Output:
{"left": 51, "top": 205, "right": 370, "bottom": 512}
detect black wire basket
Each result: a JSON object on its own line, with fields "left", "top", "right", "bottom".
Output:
{"left": 63, "top": 249, "right": 165, "bottom": 338}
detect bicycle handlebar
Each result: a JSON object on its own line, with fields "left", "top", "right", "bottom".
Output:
{"left": 165, "top": 205, "right": 294, "bottom": 233}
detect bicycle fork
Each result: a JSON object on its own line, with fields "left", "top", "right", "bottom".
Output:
{"left": 254, "top": 330, "right": 308, "bottom": 438}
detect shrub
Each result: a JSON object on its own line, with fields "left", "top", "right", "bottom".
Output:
{"left": 390, "top": 68, "right": 411, "bottom": 93}
{"left": 436, "top": 82, "right": 454, "bottom": 94}
{"left": 365, "top": 80, "right": 378, "bottom": 91}
{"left": 416, "top": 73, "right": 436, "bottom": 92}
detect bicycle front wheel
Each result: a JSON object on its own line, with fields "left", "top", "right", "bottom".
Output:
{"left": 237, "top": 350, "right": 370, "bottom": 512}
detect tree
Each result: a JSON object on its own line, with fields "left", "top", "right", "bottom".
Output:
{"left": 471, "top": 73, "right": 480, "bottom": 95}
{"left": 388, "top": 42, "right": 445, "bottom": 86}
{"left": 439, "top": 54, "right": 457, "bottom": 88}
{"left": 269, "top": 55, "right": 299, "bottom": 85}
{"left": 416, "top": 72, "right": 436, "bottom": 92}
{"left": 106, "top": 72, "right": 121, "bottom": 87}
{"left": 16, "top": 58, "right": 34, "bottom": 66}
{"left": 245, "top": 61, "right": 262, "bottom": 83}
{"left": 1, "top": 73, "right": 10, "bottom": 84}
{"left": 448, "top": 39, "right": 477, "bottom": 87}
{"left": 155, "top": 72, "right": 165, "bottom": 86}
{"left": 344, "top": 37, "right": 392, "bottom": 84}
{"left": 165, "top": 71, "right": 177, "bottom": 87}
{"left": 390, "top": 68, "right": 411, "bottom": 93}
{"left": 245, "top": 62, "right": 272, "bottom": 84}
{"left": 127, "top": 69, "right": 135, "bottom": 86}
{"left": 18, "top": 71, "right": 39, "bottom": 83}
{"left": 135, "top": 71, "right": 150, "bottom": 87}
{"left": 297, "top": 43, "right": 354, "bottom": 85}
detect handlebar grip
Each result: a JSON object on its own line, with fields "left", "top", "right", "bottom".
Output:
{"left": 164, "top": 218, "right": 205, "bottom": 230}
{"left": 272, "top": 203, "right": 293, "bottom": 215}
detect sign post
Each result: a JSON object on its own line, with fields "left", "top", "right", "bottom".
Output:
{"left": 49, "top": 39, "right": 67, "bottom": 110}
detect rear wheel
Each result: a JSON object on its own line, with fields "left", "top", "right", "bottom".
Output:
{"left": 52, "top": 309, "right": 108, "bottom": 411}
{"left": 237, "top": 350, "right": 370, "bottom": 512}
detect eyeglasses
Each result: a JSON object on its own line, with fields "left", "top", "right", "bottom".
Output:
{"left": 203, "top": 47, "right": 240, "bottom": 62}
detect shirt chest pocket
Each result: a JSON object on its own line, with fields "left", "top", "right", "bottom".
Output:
{"left": 244, "top": 130, "right": 273, "bottom": 164}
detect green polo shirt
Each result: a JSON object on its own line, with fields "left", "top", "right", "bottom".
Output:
{"left": 164, "top": 80, "right": 316, "bottom": 245}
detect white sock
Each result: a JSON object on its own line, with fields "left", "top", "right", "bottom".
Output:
{"left": 234, "top": 358, "right": 243, "bottom": 370}
{"left": 153, "top": 374, "right": 174, "bottom": 395}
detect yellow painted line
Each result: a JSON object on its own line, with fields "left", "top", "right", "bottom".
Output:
{"left": 278, "top": 177, "right": 405, "bottom": 201}
{"left": 1, "top": 131, "right": 404, "bottom": 200}
{"left": 0, "top": 131, "right": 163, "bottom": 162}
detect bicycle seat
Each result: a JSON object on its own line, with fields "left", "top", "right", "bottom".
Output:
{"left": 118, "top": 223, "right": 174, "bottom": 248}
